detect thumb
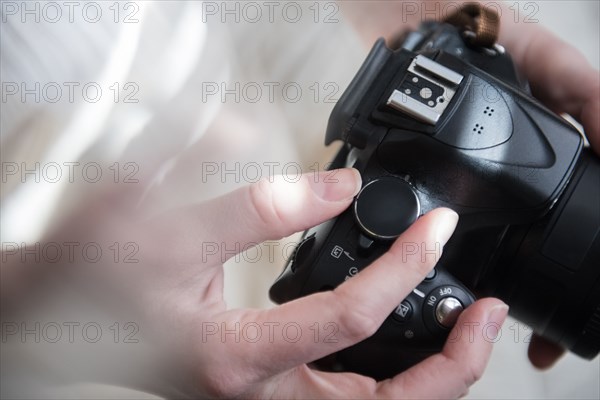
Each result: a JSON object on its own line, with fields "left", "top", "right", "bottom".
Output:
{"left": 162, "top": 168, "right": 362, "bottom": 265}
{"left": 387, "top": 298, "right": 509, "bottom": 399}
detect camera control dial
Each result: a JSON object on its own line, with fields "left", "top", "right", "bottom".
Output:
{"left": 353, "top": 177, "right": 420, "bottom": 240}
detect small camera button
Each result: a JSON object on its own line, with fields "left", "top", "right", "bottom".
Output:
{"left": 357, "top": 233, "right": 375, "bottom": 256}
{"left": 393, "top": 300, "right": 413, "bottom": 323}
{"left": 425, "top": 268, "right": 437, "bottom": 281}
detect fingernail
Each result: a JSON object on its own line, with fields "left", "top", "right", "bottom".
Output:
{"left": 310, "top": 168, "right": 362, "bottom": 202}
{"left": 486, "top": 303, "right": 509, "bottom": 338}
{"left": 435, "top": 209, "right": 459, "bottom": 246}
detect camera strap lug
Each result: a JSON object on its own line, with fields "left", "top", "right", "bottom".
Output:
{"left": 444, "top": 2, "right": 500, "bottom": 48}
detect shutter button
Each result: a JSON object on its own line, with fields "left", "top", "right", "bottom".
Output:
{"left": 435, "top": 297, "right": 463, "bottom": 328}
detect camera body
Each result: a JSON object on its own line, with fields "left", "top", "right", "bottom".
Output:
{"left": 270, "top": 22, "right": 600, "bottom": 379}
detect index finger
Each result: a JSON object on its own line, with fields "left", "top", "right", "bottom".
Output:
{"left": 225, "top": 208, "right": 459, "bottom": 381}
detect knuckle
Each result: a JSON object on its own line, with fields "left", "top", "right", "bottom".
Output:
{"left": 388, "top": 241, "right": 436, "bottom": 277}
{"left": 449, "top": 357, "right": 483, "bottom": 388}
{"left": 466, "top": 361, "right": 485, "bottom": 385}
{"left": 248, "top": 178, "right": 286, "bottom": 235}
{"left": 199, "top": 369, "right": 246, "bottom": 399}
{"left": 330, "top": 289, "right": 380, "bottom": 341}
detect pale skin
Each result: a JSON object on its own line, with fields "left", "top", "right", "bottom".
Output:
{"left": 2, "top": 1, "right": 599, "bottom": 398}
{"left": 142, "top": 171, "right": 505, "bottom": 398}
{"left": 1, "top": 169, "right": 508, "bottom": 399}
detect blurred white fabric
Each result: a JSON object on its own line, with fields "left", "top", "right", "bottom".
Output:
{"left": 1, "top": 1, "right": 598, "bottom": 398}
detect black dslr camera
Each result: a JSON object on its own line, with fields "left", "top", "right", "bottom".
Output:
{"left": 270, "top": 21, "right": 600, "bottom": 379}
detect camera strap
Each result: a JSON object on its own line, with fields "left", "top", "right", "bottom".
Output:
{"left": 443, "top": 3, "right": 500, "bottom": 48}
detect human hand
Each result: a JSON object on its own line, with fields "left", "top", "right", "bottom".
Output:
{"left": 499, "top": 20, "right": 600, "bottom": 155}
{"left": 129, "top": 168, "right": 507, "bottom": 398}
{"left": 1, "top": 167, "right": 508, "bottom": 398}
